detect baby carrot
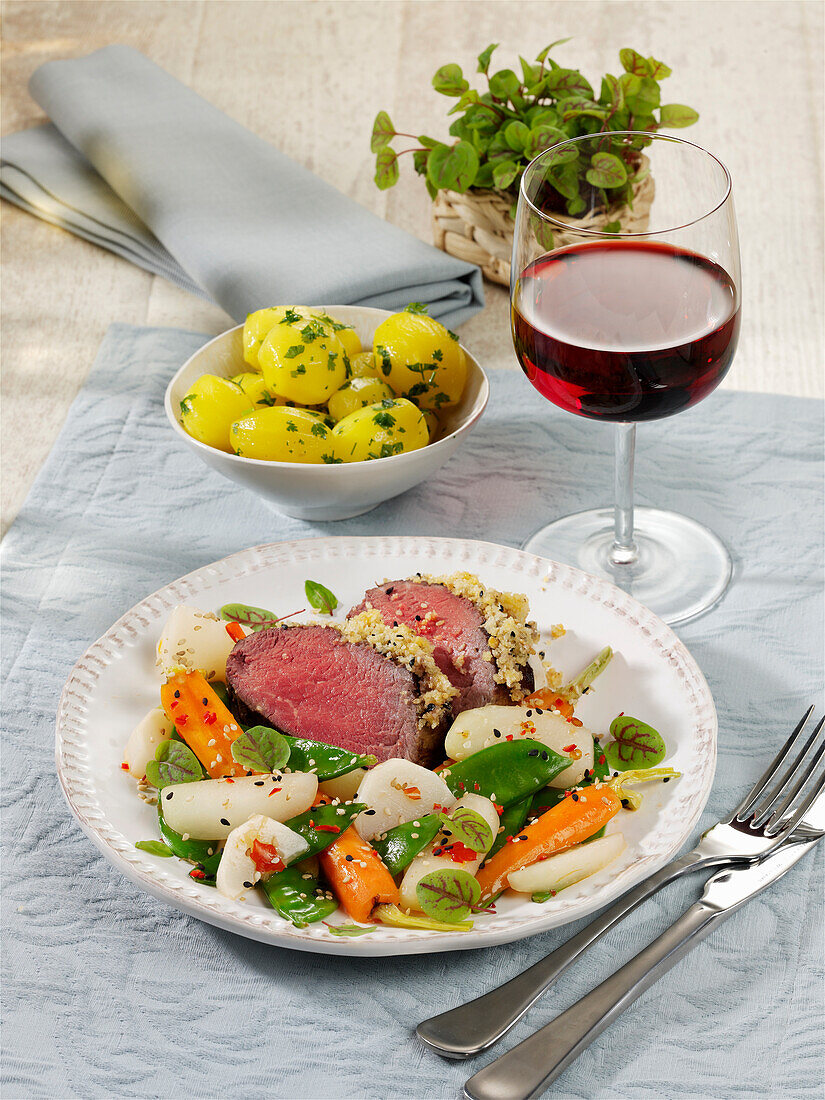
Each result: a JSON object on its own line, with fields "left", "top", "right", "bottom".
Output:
{"left": 319, "top": 825, "right": 399, "bottom": 923}
{"left": 160, "top": 670, "right": 246, "bottom": 779}
{"left": 475, "top": 785, "right": 621, "bottom": 900}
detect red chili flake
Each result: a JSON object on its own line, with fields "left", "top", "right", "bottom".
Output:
{"left": 121, "top": 762, "right": 129, "bottom": 770}
{"left": 563, "top": 744, "right": 577, "bottom": 753}
{"left": 176, "top": 714, "right": 189, "bottom": 727}
{"left": 403, "top": 785, "right": 422, "bottom": 800}
{"left": 203, "top": 712, "right": 217, "bottom": 726}
{"left": 314, "top": 824, "right": 341, "bottom": 834}
{"left": 267, "top": 786, "right": 283, "bottom": 797}
{"left": 169, "top": 701, "right": 178, "bottom": 709}
{"left": 570, "top": 717, "right": 583, "bottom": 727}
{"left": 225, "top": 778, "right": 235, "bottom": 784}
{"left": 189, "top": 868, "right": 206, "bottom": 880}
{"left": 505, "top": 734, "right": 514, "bottom": 741}
{"left": 449, "top": 842, "right": 479, "bottom": 864}
{"left": 494, "top": 804, "right": 504, "bottom": 816}
{"left": 598, "top": 754, "right": 606, "bottom": 765}
{"left": 251, "top": 839, "right": 285, "bottom": 874}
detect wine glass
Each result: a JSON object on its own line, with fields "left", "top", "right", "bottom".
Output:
{"left": 511, "top": 132, "right": 741, "bottom": 624}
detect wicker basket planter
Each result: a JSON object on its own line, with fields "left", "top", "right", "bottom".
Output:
{"left": 432, "top": 161, "right": 655, "bottom": 286}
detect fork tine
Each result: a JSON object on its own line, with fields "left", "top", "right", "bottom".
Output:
{"left": 751, "top": 715, "right": 825, "bottom": 828}
{"left": 734, "top": 706, "right": 814, "bottom": 821}
{"left": 763, "top": 732, "right": 825, "bottom": 832}
{"left": 766, "top": 767, "right": 825, "bottom": 839}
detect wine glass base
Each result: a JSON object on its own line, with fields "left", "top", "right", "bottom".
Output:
{"left": 523, "top": 507, "right": 732, "bottom": 626}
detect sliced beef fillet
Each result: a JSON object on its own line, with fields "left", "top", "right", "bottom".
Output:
{"left": 349, "top": 579, "right": 533, "bottom": 714}
{"left": 225, "top": 624, "right": 441, "bottom": 766}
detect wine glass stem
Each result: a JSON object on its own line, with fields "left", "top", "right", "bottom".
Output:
{"left": 612, "top": 422, "right": 638, "bottom": 566}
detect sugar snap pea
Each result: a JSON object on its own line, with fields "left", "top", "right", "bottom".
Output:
{"left": 486, "top": 796, "right": 531, "bottom": 860}
{"left": 260, "top": 867, "right": 338, "bottom": 927}
{"left": 157, "top": 806, "right": 222, "bottom": 883}
{"left": 443, "top": 739, "right": 568, "bottom": 807}
{"left": 372, "top": 814, "right": 443, "bottom": 875}
{"left": 285, "top": 802, "right": 367, "bottom": 858}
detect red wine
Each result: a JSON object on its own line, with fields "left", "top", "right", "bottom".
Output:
{"left": 512, "top": 241, "right": 740, "bottom": 422}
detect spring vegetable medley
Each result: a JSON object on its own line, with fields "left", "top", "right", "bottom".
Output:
{"left": 124, "top": 585, "right": 679, "bottom": 935}
{"left": 179, "top": 303, "right": 468, "bottom": 464}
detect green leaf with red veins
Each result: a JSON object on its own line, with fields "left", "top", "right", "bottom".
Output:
{"left": 230, "top": 726, "right": 290, "bottom": 773}
{"left": 441, "top": 807, "right": 494, "bottom": 853}
{"left": 605, "top": 715, "right": 667, "bottom": 771}
{"left": 416, "top": 868, "right": 481, "bottom": 922}
{"left": 220, "top": 602, "right": 280, "bottom": 630}
{"left": 145, "top": 740, "right": 204, "bottom": 790}
{"left": 619, "top": 48, "right": 651, "bottom": 76}
{"left": 659, "top": 104, "right": 700, "bottom": 128}
{"left": 370, "top": 111, "right": 395, "bottom": 152}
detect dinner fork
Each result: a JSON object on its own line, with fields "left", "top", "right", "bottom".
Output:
{"left": 417, "top": 707, "right": 825, "bottom": 1060}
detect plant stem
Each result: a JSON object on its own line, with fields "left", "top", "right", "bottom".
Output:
{"left": 612, "top": 422, "right": 638, "bottom": 566}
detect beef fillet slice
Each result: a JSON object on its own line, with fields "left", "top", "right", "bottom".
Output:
{"left": 225, "top": 616, "right": 455, "bottom": 766}
{"left": 349, "top": 572, "right": 538, "bottom": 714}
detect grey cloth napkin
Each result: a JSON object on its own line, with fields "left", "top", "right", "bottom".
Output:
{"left": 0, "top": 45, "right": 484, "bottom": 326}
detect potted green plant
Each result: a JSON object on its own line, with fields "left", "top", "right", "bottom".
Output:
{"left": 371, "top": 42, "right": 698, "bottom": 284}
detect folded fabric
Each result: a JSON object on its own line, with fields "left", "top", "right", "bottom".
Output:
{"left": 0, "top": 45, "right": 484, "bottom": 326}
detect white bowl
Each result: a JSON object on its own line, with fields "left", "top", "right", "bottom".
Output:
{"left": 165, "top": 305, "right": 489, "bottom": 521}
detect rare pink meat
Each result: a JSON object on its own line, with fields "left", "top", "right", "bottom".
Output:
{"left": 350, "top": 579, "right": 513, "bottom": 714}
{"left": 226, "top": 624, "right": 435, "bottom": 764}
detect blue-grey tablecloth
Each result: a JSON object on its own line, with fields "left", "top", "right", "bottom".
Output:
{"left": 2, "top": 324, "right": 823, "bottom": 1100}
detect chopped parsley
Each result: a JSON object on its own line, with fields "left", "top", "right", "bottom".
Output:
{"left": 284, "top": 345, "right": 304, "bottom": 359}
{"left": 322, "top": 453, "right": 343, "bottom": 464}
{"left": 290, "top": 365, "right": 306, "bottom": 376}
{"left": 285, "top": 420, "right": 298, "bottom": 433}
{"left": 447, "top": 329, "right": 459, "bottom": 341}
{"left": 280, "top": 308, "right": 302, "bottom": 325}
{"left": 433, "top": 391, "right": 451, "bottom": 408}
{"left": 373, "top": 411, "right": 397, "bottom": 429}
{"left": 432, "top": 348, "right": 443, "bottom": 361}
{"left": 405, "top": 302, "right": 429, "bottom": 314}
{"left": 375, "top": 344, "right": 392, "bottom": 377}
{"left": 179, "top": 397, "right": 194, "bottom": 415}
{"left": 310, "top": 422, "right": 328, "bottom": 437}
{"left": 315, "top": 313, "right": 347, "bottom": 332}
{"left": 327, "top": 351, "right": 339, "bottom": 371}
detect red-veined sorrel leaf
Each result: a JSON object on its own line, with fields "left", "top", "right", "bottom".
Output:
{"left": 442, "top": 807, "right": 493, "bottom": 854}
{"left": 416, "top": 868, "right": 481, "bottom": 922}
{"left": 220, "top": 602, "right": 281, "bottom": 630}
{"left": 605, "top": 715, "right": 667, "bottom": 771}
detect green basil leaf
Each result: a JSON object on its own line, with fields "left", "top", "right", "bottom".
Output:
{"left": 427, "top": 141, "right": 479, "bottom": 193}
{"left": 304, "top": 579, "right": 339, "bottom": 616}
{"left": 659, "top": 103, "right": 700, "bottom": 128}
{"left": 477, "top": 43, "right": 498, "bottom": 74}
{"left": 322, "top": 922, "right": 377, "bottom": 937}
{"left": 145, "top": 740, "right": 204, "bottom": 790}
{"left": 374, "top": 147, "right": 399, "bottom": 190}
{"left": 231, "top": 726, "right": 290, "bottom": 773}
{"left": 605, "top": 715, "right": 667, "bottom": 771}
{"left": 135, "top": 840, "right": 173, "bottom": 857}
{"left": 432, "top": 63, "right": 469, "bottom": 97}
{"left": 220, "top": 602, "right": 280, "bottom": 631}
{"left": 585, "top": 151, "right": 628, "bottom": 189}
{"left": 370, "top": 110, "right": 395, "bottom": 153}
{"left": 416, "top": 868, "right": 481, "bottom": 923}
{"left": 442, "top": 807, "right": 493, "bottom": 854}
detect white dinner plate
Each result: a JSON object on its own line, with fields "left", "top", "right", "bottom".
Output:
{"left": 56, "top": 536, "right": 716, "bottom": 956}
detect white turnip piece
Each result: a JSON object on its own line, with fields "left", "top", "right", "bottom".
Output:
{"left": 160, "top": 771, "right": 317, "bottom": 839}
{"left": 355, "top": 760, "right": 456, "bottom": 841}
{"left": 124, "top": 707, "right": 175, "bottom": 778}
{"left": 507, "top": 833, "right": 626, "bottom": 894}
{"left": 156, "top": 605, "right": 236, "bottom": 682}
{"left": 216, "top": 815, "right": 310, "bottom": 900}
{"left": 444, "top": 705, "right": 594, "bottom": 788}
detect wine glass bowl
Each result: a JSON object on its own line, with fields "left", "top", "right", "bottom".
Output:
{"left": 510, "top": 133, "right": 741, "bottom": 624}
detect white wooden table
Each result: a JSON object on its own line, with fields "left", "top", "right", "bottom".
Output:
{"left": 2, "top": 0, "right": 822, "bottom": 538}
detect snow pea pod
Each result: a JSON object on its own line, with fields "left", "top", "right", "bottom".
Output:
{"left": 443, "top": 739, "right": 568, "bottom": 808}
{"left": 282, "top": 736, "right": 376, "bottom": 780}
{"left": 486, "top": 796, "right": 531, "bottom": 860}
{"left": 372, "top": 814, "right": 442, "bottom": 875}
{"left": 285, "top": 802, "right": 367, "bottom": 858}
{"left": 157, "top": 806, "right": 222, "bottom": 883}
{"left": 260, "top": 867, "right": 337, "bottom": 927}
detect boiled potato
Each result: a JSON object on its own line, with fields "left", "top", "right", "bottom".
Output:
{"left": 372, "top": 310, "right": 467, "bottom": 410}
{"left": 258, "top": 320, "right": 348, "bottom": 405}
{"left": 422, "top": 408, "right": 440, "bottom": 441}
{"left": 331, "top": 398, "right": 429, "bottom": 463}
{"left": 242, "top": 305, "right": 315, "bottom": 367}
{"left": 180, "top": 374, "right": 253, "bottom": 453}
{"left": 231, "top": 371, "right": 284, "bottom": 407}
{"left": 230, "top": 406, "right": 333, "bottom": 463}
{"left": 310, "top": 311, "right": 361, "bottom": 359}
{"left": 327, "top": 377, "right": 396, "bottom": 422}
{"left": 348, "top": 350, "right": 382, "bottom": 379}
